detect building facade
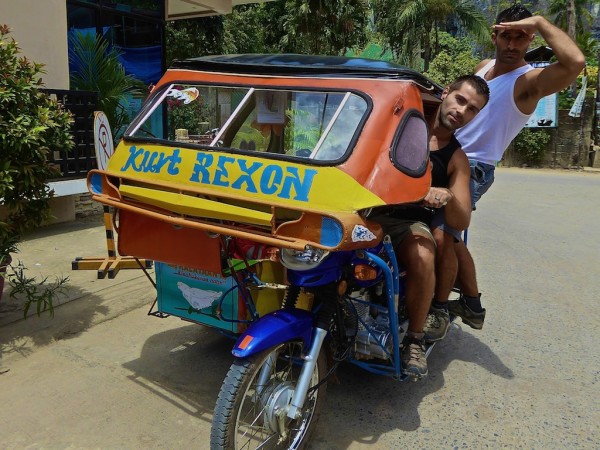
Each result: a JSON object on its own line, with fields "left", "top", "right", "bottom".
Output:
{"left": 0, "top": 0, "right": 268, "bottom": 221}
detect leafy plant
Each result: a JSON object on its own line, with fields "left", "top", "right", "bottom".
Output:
{"left": 8, "top": 261, "right": 69, "bottom": 318}
{"left": 0, "top": 24, "right": 74, "bottom": 261}
{"left": 425, "top": 49, "right": 479, "bottom": 86}
{"left": 68, "top": 31, "right": 145, "bottom": 139}
{"left": 513, "top": 128, "right": 551, "bottom": 166}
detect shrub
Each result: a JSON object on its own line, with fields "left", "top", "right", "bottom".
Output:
{"left": 513, "top": 128, "right": 551, "bottom": 166}
{"left": 0, "top": 24, "right": 74, "bottom": 257}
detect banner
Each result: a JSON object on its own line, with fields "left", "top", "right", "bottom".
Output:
{"left": 526, "top": 62, "right": 557, "bottom": 128}
{"left": 568, "top": 76, "right": 587, "bottom": 118}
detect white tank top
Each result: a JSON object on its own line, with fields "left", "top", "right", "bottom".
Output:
{"left": 455, "top": 60, "right": 535, "bottom": 165}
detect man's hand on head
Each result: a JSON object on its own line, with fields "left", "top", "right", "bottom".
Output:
{"left": 493, "top": 15, "right": 542, "bottom": 35}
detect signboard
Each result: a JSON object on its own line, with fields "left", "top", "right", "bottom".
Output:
{"left": 525, "top": 93, "right": 558, "bottom": 128}
{"left": 93, "top": 111, "right": 114, "bottom": 170}
{"left": 525, "top": 62, "right": 557, "bottom": 128}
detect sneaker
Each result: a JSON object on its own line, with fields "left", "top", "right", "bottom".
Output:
{"left": 448, "top": 296, "right": 486, "bottom": 330}
{"left": 401, "top": 337, "right": 428, "bottom": 378}
{"left": 423, "top": 307, "right": 450, "bottom": 343}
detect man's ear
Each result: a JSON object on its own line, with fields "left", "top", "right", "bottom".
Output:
{"left": 441, "top": 87, "right": 449, "bottom": 99}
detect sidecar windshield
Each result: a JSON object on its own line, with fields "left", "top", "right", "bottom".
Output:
{"left": 127, "top": 84, "right": 368, "bottom": 162}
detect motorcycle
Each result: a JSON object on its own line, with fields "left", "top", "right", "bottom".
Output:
{"left": 86, "top": 53, "right": 444, "bottom": 449}
{"left": 210, "top": 231, "right": 440, "bottom": 449}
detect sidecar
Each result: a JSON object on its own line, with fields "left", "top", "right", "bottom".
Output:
{"left": 87, "top": 54, "right": 442, "bottom": 331}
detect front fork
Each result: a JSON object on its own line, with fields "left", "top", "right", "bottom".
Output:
{"left": 287, "top": 327, "right": 328, "bottom": 420}
{"left": 287, "top": 282, "right": 337, "bottom": 420}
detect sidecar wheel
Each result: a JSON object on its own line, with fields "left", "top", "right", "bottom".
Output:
{"left": 211, "top": 341, "right": 327, "bottom": 450}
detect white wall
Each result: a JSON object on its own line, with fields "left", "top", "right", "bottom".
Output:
{"left": 0, "top": 0, "right": 69, "bottom": 89}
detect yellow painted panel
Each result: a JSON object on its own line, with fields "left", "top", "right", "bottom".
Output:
{"left": 107, "top": 142, "right": 384, "bottom": 213}
{"left": 119, "top": 184, "right": 272, "bottom": 226}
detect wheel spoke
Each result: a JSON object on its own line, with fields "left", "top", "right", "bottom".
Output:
{"left": 213, "top": 341, "right": 325, "bottom": 449}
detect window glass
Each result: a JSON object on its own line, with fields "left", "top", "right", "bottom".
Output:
{"left": 110, "top": 1, "right": 162, "bottom": 16}
{"left": 128, "top": 85, "right": 368, "bottom": 163}
{"left": 391, "top": 113, "right": 429, "bottom": 175}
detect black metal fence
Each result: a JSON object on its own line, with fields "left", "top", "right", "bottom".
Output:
{"left": 44, "top": 89, "right": 99, "bottom": 180}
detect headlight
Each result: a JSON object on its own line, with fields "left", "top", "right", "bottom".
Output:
{"left": 280, "top": 246, "right": 330, "bottom": 271}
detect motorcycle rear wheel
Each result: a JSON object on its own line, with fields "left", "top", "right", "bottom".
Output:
{"left": 211, "top": 341, "right": 327, "bottom": 450}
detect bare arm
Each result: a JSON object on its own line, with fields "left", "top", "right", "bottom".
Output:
{"left": 443, "top": 149, "right": 471, "bottom": 230}
{"left": 422, "top": 150, "right": 471, "bottom": 230}
{"left": 495, "top": 16, "right": 585, "bottom": 102}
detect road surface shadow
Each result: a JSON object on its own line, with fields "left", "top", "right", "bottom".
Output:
{"left": 0, "top": 287, "right": 109, "bottom": 364}
{"left": 121, "top": 321, "right": 512, "bottom": 448}
{"left": 308, "top": 324, "right": 513, "bottom": 448}
{"left": 122, "top": 324, "right": 235, "bottom": 425}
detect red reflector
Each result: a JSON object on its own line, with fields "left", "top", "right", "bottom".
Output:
{"left": 238, "top": 335, "right": 254, "bottom": 350}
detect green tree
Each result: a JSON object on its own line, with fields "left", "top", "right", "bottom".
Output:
{"left": 69, "top": 32, "right": 144, "bottom": 139}
{"left": 576, "top": 31, "right": 599, "bottom": 61}
{"left": 280, "top": 0, "right": 369, "bottom": 55}
{"left": 223, "top": 3, "right": 285, "bottom": 54}
{"left": 426, "top": 50, "right": 479, "bottom": 85}
{"left": 372, "top": 0, "right": 489, "bottom": 71}
{"left": 167, "top": 1, "right": 369, "bottom": 60}
{"left": 549, "top": 0, "right": 599, "bottom": 36}
{"left": 166, "top": 16, "right": 226, "bottom": 65}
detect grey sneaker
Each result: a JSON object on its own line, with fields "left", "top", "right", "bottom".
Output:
{"left": 423, "top": 307, "right": 450, "bottom": 343}
{"left": 448, "top": 296, "right": 486, "bottom": 330}
{"left": 401, "top": 337, "right": 428, "bottom": 379}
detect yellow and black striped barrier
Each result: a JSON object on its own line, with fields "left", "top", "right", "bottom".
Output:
{"left": 72, "top": 206, "right": 152, "bottom": 279}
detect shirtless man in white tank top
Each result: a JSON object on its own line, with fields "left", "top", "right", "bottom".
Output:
{"left": 423, "top": 4, "right": 585, "bottom": 341}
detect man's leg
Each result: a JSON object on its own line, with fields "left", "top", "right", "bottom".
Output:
{"left": 397, "top": 233, "right": 435, "bottom": 334}
{"left": 397, "top": 231, "right": 435, "bottom": 378}
{"left": 455, "top": 240, "right": 478, "bottom": 297}
{"left": 448, "top": 159, "right": 494, "bottom": 329}
{"left": 422, "top": 228, "right": 456, "bottom": 343}
{"left": 449, "top": 241, "right": 486, "bottom": 329}
{"left": 432, "top": 227, "right": 458, "bottom": 303}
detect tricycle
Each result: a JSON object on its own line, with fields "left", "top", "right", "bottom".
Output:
{"left": 87, "top": 54, "right": 444, "bottom": 449}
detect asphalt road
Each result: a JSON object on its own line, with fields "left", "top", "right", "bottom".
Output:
{"left": 0, "top": 168, "right": 599, "bottom": 449}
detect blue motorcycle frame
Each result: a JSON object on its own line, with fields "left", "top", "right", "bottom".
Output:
{"left": 231, "top": 238, "right": 410, "bottom": 380}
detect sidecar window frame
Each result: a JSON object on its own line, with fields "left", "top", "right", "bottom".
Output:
{"left": 389, "top": 109, "right": 430, "bottom": 177}
{"left": 124, "top": 80, "right": 372, "bottom": 166}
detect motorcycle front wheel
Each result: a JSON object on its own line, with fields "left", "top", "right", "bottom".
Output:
{"left": 211, "top": 341, "right": 327, "bottom": 450}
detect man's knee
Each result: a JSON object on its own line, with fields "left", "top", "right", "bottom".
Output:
{"left": 400, "top": 234, "right": 435, "bottom": 271}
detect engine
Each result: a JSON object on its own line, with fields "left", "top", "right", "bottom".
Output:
{"left": 346, "top": 290, "right": 407, "bottom": 360}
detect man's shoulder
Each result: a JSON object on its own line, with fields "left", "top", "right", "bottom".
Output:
{"left": 475, "top": 59, "right": 492, "bottom": 73}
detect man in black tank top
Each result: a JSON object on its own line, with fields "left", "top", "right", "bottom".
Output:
{"left": 420, "top": 76, "right": 490, "bottom": 343}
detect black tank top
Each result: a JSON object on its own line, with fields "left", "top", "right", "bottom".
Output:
{"left": 430, "top": 135, "right": 460, "bottom": 188}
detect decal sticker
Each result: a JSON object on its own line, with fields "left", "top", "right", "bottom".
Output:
{"left": 167, "top": 87, "right": 199, "bottom": 104}
{"left": 177, "top": 281, "right": 221, "bottom": 310}
{"left": 119, "top": 146, "right": 317, "bottom": 202}
{"left": 352, "top": 225, "right": 376, "bottom": 242}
